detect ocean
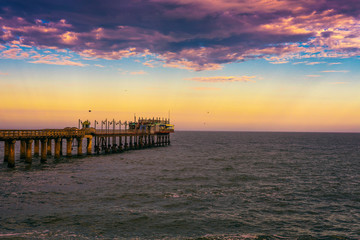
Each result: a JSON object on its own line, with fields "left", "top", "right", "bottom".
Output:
{"left": 0, "top": 131, "right": 359, "bottom": 239}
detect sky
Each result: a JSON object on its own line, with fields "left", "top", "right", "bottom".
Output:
{"left": 0, "top": 0, "right": 359, "bottom": 132}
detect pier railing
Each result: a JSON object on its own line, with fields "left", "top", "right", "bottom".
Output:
{"left": 94, "top": 129, "right": 150, "bottom": 135}
{"left": 0, "top": 129, "right": 85, "bottom": 140}
{"left": 94, "top": 129, "right": 173, "bottom": 135}
{"left": 0, "top": 128, "right": 174, "bottom": 140}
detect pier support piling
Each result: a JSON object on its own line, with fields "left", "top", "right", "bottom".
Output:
{"left": 8, "top": 140, "right": 16, "bottom": 168}
{"left": 87, "top": 137, "right": 92, "bottom": 155}
{"left": 139, "top": 136, "right": 143, "bottom": 148}
{"left": 47, "top": 139, "right": 52, "bottom": 156}
{"left": 112, "top": 136, "right": 116, "bottom": 150}
{"left": 124, "top": 136, "right": 128, "bottom": 150}
{"left": 55, "top": 138, "right": 61, "bottom": 159}
{"left": 4, "top": 140, "right": 9, "bottom": 162}
{"left": 129, "top": 136, "right": 133, "bottom": 149}
{"left": 41, "top": 139, "right": 47, "bottom": 162}
{"left": 77, "top": 137, "right": 83, "bottom": 156}
{"left": 20, "top": 140, "right": 26, "bottom": 159}
{"left": 34, "top": 140, "right": 40, "bottom": 157}
{"left": 66, "top": 138, "right": 73, "bottom": 157}
{"left": 134, "top": 136, "right": 138, "bottom": 149}
{"left": 156, "top": 135, "right": 160, "bottom": 146}
{"left": 25, "top": 139, "right": 33, "bottom": 163}
{"left": 118, "top": 136, "right": 123, "bottom": 152}
{"left": 60, "top": 139, "right": 63, "bottom": 156}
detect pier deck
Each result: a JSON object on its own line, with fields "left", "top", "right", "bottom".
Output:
{"left": 0, "top": 118, "right": 174, "bottom": 168}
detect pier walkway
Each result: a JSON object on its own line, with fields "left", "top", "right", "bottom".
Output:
{"left": 0, "top": 118, "right": 174, "bottom": 167}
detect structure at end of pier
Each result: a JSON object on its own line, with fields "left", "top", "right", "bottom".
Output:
{"left": 0, "top": 117, "right": 174, "bottom": 168}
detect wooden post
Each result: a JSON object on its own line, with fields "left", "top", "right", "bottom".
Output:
{"left": 124, "top": 136, "right": 128, "bottom": 150}
{"left": 59, "top": 139, "right": 63, "bottom": 156}
{"left": 34, "top": 140, "right": 40, "bottom": 157}
{"left": 119, "top": 136, "right": 122, "bottom": 151}
{"left": 55, "top": 138, "right": 61, "bottom": 159}
{"left": 134, "top": 135, "right": 137, "bottom": 148}
{"left": 25, "top": 139, "right": 33, "bottom": 163}
{"left": 77, "top": 137, "right": 83, "bottom": 156}
{"left": 111, "top": 136, "right": 117, "bottom": 152}
{"left": 4, "top": 140, "right": 10, "bottom": 162}
{"left": 129, "top": 135, "right": 133, "bottom": 149}
{"left": 112, "top": 136, "right": 116, "bottom": 149}
{"left": 41, "top": 139, "right": 47, "bottom": 162}
{"left": 94, "top": 136, "right": 100, "bottom": 154}
{"left": 105, "top": 136, "right": 110, "bottom": 153}
{"left": 66, "top": 138, "right": 73, "bottom": 157}
{"left": 20, "top": 140, "right": 26, "bottom": 159}
{"left": 8, "top": 139, "right": 16, "bottom": 168}
{"left": 139, "top": 135, "right": 143, "bottom": 148}
{"left": 47, "top": 138, "right": 52, "bottom": 156}
{"left": 87, "top": 137, "right": 92, "bottom": 155}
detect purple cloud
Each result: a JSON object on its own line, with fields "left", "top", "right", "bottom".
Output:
{"left": 186, "top": 76, "right": 256, "bottom": 83}
{"left": 1, "top": 0, "right": 360, "bottom": 70}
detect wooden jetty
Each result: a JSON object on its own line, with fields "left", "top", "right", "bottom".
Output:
{"left": 0, "top": 118, "right": 174, "bottom": 168}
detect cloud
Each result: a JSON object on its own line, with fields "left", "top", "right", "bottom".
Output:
{"left": 306, "top": 75, "right": 321, "bottom": 77}
{"left": 328, "top": 62, "right": 342, "bottom": 65}
{"left": 191, "top": 87, "right": 221, "bottom": 90}
{"left": 0, "top": 72, "right": 9, "bottom": 75}
{"left": 29, "top": 59, "right": 87, "bottom": 66}
{"left": 321, "top": 70, "right": 349, "bottom": 73}
{"left": 0, "top": 42, "right": 88, "bottom": 67}
{"left": 293, "top": 61, "right": 328, "bottom": 65}
{"left": 269, "top": 61, "right": 289, "bottom": 64}
{"left": 186, "top": 76, "right": 256, "bottom": 83}
{"left": 305, "top": 62, "right": 326, "bottom": 65}
{"left": 60, "top": 31, "right": 78, "bottom": 44}
{"left": 0, "top": 0, "right": 360, "bottom": 70}
{"left": 329, "top": 82, "right": 349, "bottom": 84}
{"left": 130, "top": 70, "right": 147, "bottom": 75}
{"left": 143, "top": 60, "right": 160, "bottom": 68}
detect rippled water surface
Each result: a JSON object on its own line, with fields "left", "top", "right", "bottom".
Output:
{"left": 1, "top": 132, "right": 360, "bottom": 239}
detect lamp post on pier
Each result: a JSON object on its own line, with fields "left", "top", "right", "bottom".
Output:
{"left": 78, "top": 119, "right": 83, "bottom": 129}
{"left": 101, "top": 119, "right": 107, "bottom": 133}
{"left": 112, "top": 119, "right": 116, "bottom": 134}
{"left": 101, "top": 118, "right": 107, "bottom": 148}
{"left": 107, "top": 119, "right": 111, "bottom": 149}
{"left": 94, "top": 120, "right": 98, "bottom": 150}
{"left": 115, "top": 120, "right": 120, "bottom": 133}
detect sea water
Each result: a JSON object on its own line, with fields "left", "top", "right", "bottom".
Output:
{"left": 0, "top": 132, "right": 359, "bottom": 239}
